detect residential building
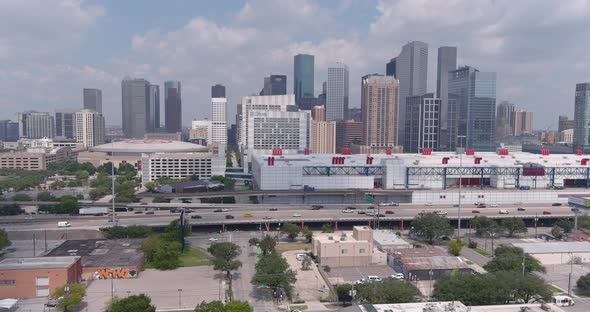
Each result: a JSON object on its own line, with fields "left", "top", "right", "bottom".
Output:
{"left": 74, "top": 109, "right": 105, "bottom": 148}
{"left": 335, "top": 120, "right": 362, "bottom": 149}
{"left": 574, "top": 83, "right": 590, "bottom": 151}
{"left": 121, "top": 77, "right": 150, "bottom": 139}
{"left": 191, "top": 119, "right": 211, "bottom": 145}
{"left": 17, "top": 111, "right": 55, "bottom": 139}
{"left": 448, "top": 66, "right": 497, "bottom": 151}
{"left": 558, "top": 115, "right": 575, "bottom": 133}
{"left": 312, "top": 226, "right": 374, "bottom": 267}
{"left": 310, "top": 121, "right": 336, "bottom": 154}
{"left": 164, "top": 81, "right": 182, "bottom": 133}
{"left": 141, "top": 152, "right": 225, "bottom": 184}
{"left": 259, "top": 74, "right": 287, "bottom": 96}
{"left": 512, "top": 109, "right": 533, "bottom": 136}
{"left": 326, "top": 63, "right": 349, "bottom": 121}
{"left": 55, "top": 109, "right": 76, "bottom": 140}
{"left": 311, "top": 105, "right": 326, "bottom": 122}
{"left": 361, "top": 74, "right": 400, "bottom": 148}
{"left": 436, "top": 46, "right": 457, "bottom": 150}
{"left": 83, "top": 88, "right": 102, "bottom": 113}
{"left": 148, "top": 84, "right": 160, "bottom": 131}
{"left": 404, "top": 93, "right": 441, "bottom": 153}
{"left": 294, "top": 54, "right": 315, "bottom": 106}
{"left": 0, "top": 256, "right": 82, "bottom": 299}
{"left": 211, "top": 84, "right": 227, "bottom": 145}
{"left": 560, "top": 129, "right": 574, "bottom": 145}
{"left": 496, "top": 101, "right": 515, "bottom": 142}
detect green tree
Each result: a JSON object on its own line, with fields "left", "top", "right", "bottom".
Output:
{"left": 259, "top": 235, "right": 276, "bottom": 256}
{"left": 410, "top": 213, "right": 453, "bottom": 244}
{"left": 336, "top": 284, "right": 353, "bottom": 304}
{"left": 355, "top": 278, "right": 419, "bottom": 304}
{"left": 484, "top": 246, "right": 546, "bottom": 273}
{"left": 0, "top": 204, "right": 24, "bottom": 216}
{"left": 211, "top": 175, "right": 236, "bottom": 191}
{"left": 577, "top": 273, "right": 590, "bottom": 291}
{"left": 224, "top": 301, "right": 253, "bottom": 312}
{"left": 551, "top": 226, "right": 564, "bottom": 239}
{"left": 208, "top": 242, "right": 242, "bottom": 301}
{"left": 195, "top": 300, "right": 225, "bottom": 312}
{"left": 75, "top": 170, "right": 89, "bottom": 180}
{"left": 302, "top": 226, "right": 313, "bottom": 243}
{"left": 252, "top": 251, "right": 297, "bottom": 298}
{"left": 142, "top": 235, "right": 181, "bottom": 270}
{"left": 470, "top": 216, "right": 499, "bottom": 236}
{"left": 281, "top": 223, "right": 300, "bottom": 241}
{"left": 106, "top": 294, "right": 156, "bottom": 312}
{"left": 101, "top": 225, "right": 152, "bottom": 239}
{"left": 117, "top": 163, "right": 138, "bottom": 178}
{"left": 248, "top": 238, "right": 260, "bottom": 247}
{"left": 96, "top": 162, "right": 115, "bottom": 175}
{"left": 12, "top": 193, "right": 32, "bottom": 201}
{"left": 321, "top": 223, "right": 334, "bottom": 233}
{"left": 448, "top": 238, "right": 466, "bottom": 256}
{"left": 144, "top": 182, "right": 156, "bottom": 192}
{"left": 500, "top": 218, "right": 528, "bottom": 237}
{"left": 556, "top": 219, "right": 574, "bottom": 233}
{"left": 58, "top": 196, "right": 80, "bottom": 214}
{"left": 51, "top": 284, "right": 86, "bottom": 312}
{"left": 301, "top": 255, "right": 312, "bottom": 270}
{"left": 0, "top": 228, "right": 11, "bottom": 250}
{"left": 37, "top": 191, "right": 55, "bottom": 201}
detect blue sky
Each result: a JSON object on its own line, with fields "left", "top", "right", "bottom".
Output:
{"left": 1, "top": 0, "right": 590, "bottom": 129}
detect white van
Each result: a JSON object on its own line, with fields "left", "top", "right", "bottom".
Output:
{"left": 552, "top": 295, "right": 574, "bottom": 306}
{"left": 367, "top": 275, "right": 382, "bottom": 282}
{"left": 57, "top": 221, "right": 71, "bottom": 228}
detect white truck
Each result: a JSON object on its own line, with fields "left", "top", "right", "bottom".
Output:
{"left": 57, "top": 221, "right": 71, "bottom": 228}
{"left": 78, "top": 207, "right": 109, "bottom": 216}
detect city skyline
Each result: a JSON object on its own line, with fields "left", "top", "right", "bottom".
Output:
{"left": 0, "top": 1, "right": 587, "bottom": 129}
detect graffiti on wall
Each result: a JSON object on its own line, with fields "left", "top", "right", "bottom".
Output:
{"left": 93, "top": 268, "right": 138, "bottom": 279}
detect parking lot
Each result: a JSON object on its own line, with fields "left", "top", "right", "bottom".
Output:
{"left": 326, "top": 265, "right": 396, "bottom": 285}
{"left": 283, "top": 250, "right": 331, "bottom": 302}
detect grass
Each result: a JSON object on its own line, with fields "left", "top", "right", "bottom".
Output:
{"left": 275, "top": 242, "right": 311, "bottom": 254}
{"left": 179, "top": 247, "right": 212, "bottom": 267}
{"left": 472, "top": 248, "right": 492, "bottom": 257}
{"left": 289, "top": 305, "right": 308, "bottom": 310}
{"left": 549, "top": 284, "right": 564, "bottom": 293}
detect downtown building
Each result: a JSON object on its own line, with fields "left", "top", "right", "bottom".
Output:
{"left": 512, "top": 110, "right": 533, "bottom": 136}
{"left": 326, "top": 63, "right": 349, "bottom": 121}
{"left": 294, "top": 54, "right": 315, "bottom": 108}
{"left": 83, "top": 88, "right": 102, "bottom": 113}
{"left": 210, "top": 84, "right": 227, "bottom": 145}
{"left": 141, "top": 152, "right": 225, "bottom": 184}
{"left": 164, "top": 81, "right": 182, "bottom": 133}
{"left": 259, "top": 75, "right": 287, "bottom": 96}
{"left": 310, "top": 121, "right": 336, "bottom": 154}
{"left": 404, "top": 93, "right": 441, "bottom": 153}
{"left": 436, "top": 47, "right": 457, "bottom": 150}
{"left": 122, "top": 78, "right": 159, "bottom": 139}
{"left": 574, "top": 83, "right": 590, "bottom": 152}
{"left": 0, "top": 120, "right": 19, "bottom": 142}
{"left": 55, "top": 109, "right": 76, "bottom": 140}
{"left": 17, "top": 111, "right": 55, "bottom": 139}
{"left": 361, "top": 74, "right": 400, "bottom": 149}
{"left": 74, "top": 109, "right": 105, "bottom": 148}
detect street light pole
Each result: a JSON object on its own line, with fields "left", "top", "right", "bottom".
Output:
{"left": 178, "top": 289, "right": 182, "bottom": 308}
{"left": 111, "top": 141, "right": 116, "bottom": 225}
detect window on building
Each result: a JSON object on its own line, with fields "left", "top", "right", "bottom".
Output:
{"left": 36, "top": 277, "right": 49, "bottom": 286}
{"left": 0, "top": 279, "right": 16, "bottom": 285}
{"left": 359, "top": 248, "right": 366, "bottom": 254}
{"left": 341, "top": 249, "right": 348, "bottom": 254}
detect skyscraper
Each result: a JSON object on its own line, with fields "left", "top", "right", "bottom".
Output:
{"left": 448, "top": 66, "right": 497, "bottom": 151}
{"left": 558, "top": 115, "right": 575, "bottom": 133}
{"left": 361, "top": 74, "right": 400, "bottom": 147}
{"left": 512, "top": 110, "right": 533, "bottom": 136}
{"left": 55, "top": 109, "right": 76, "bottom": 140}
{"left": 122, "top": 77, "right": 150, "bottom": 139}
{"left": 436, "top": 46, "right": 457, "bottom": 150}
{"left": 260, "top": 75, "right": 287, "bottom": 96}
{"left": 211, "top": 84, "right": 227, "bottom": 145}
{"left": 148, "top": 85, "right": 160, "bottom": 131}
{"left": 17, "top": 111, "right": 55, "bottom": 139}
{"left": 495, "top": 101, "right": 515, "bottom": 142}
{"left": 326, "top": 63, "right": 349, "bottom": 121}
{"left": 294, "top": 54, "right": 315, "bottom": 106}
{"left": 574, "top": 83, "right": 590, "bottom": 150}
{"left": 310, "top": 121, "right": 336, "bottom": 154}
{"left": 164, "top": 81, "right": 182, "bottom": 133}
{"left": 83, "top": 88, "right": 102, "bottom": 113}
{"left": 404, "top": 94, "right": 441, "bottom": 153}
{"left": 311, "top": 105, "right": 326, "bottom": 122}
{"left": 75, "top": 109, "right": 105, "bottom": 148}
{"left": 385, "top": 58, "right": 396, "bottom": 77}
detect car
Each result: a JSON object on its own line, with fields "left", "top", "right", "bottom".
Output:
{"left": 552, "top": 203, "right": 562, "bottom": 206}
{"left": 346, "top": 206, "right": 357, "bottom": 210}
{"left": 145, "top": 211, "right": 155, "bottom": 215}
{"left": 191, "top": 215, "right": 202, "bottom": 219}
{"left": 293, "top": 213, "right": 302, "bottom": 217}
{"left": 425, "top": 202, "right": 433, "bottom": 206}
{"left": 310, "top": 206, "right": 321, "bottom": 210}
{"left": 490, "top": 204, "right": 499, "bottom": 207}
{"left": 225, "top": 215, "right": 235, "bottom": 219}
{"left": 221, "top": 208, "right": 232, "bottom": 212}
{"left": 208, "top": 237, "right": 218, "bottom": 242}
{"left": 269, "top": 208, "right": 278, "bottom": 211}
{"left": 391, "top": 273, "right": 404, "bottom": 280}
{"left": 170, "top": 208, "right": 180, "bottom": 213}
{"left": 367, "top": 206, "right": 375, "bottom": 209}
{"left": 296, "top": 253, "right": 306, "bottom": 261}
{"left": 367, "top": 275, "right": 382, "bottom": 282}
{"left": 472, "top": 210, "right": 480, "bottom": 214}
{"left": 434, "top": 210, "right": 447, "bottom": 216}
{"left": 385, "top": 210, "right": 394, "bottom": 214}
{"left": 244, "top": 213, "right": 253, "bottom": 218}
{"left": 543, "top": 211, "right": 552, "bottom": 215}
{"left": 141, "top": 202, "right": 148, "bottom": 205}
{"left": 376, "top": 214, "right": 386, "bottom": 218}
{"left": 57, "top": 221, "right": 71, "bottom": 228}
{"left": 499, "top": 209, "right": 509, "bottom": 214}
{"left": 263, "top": 216, "right": 272, "bottom": 220}
{"left": 184, "top": 209, "right": 192, "bottom": 214}
{"left": 134, "top": 210, "right": 143, "bottom": 214}
{"left": 453, "top": 204, "right": 460, "bottom": 207}
{"left": 357, "top": 210, "right": 366, "bottom": 214}
{"left": 354, "top": 279, "right": 366, "bottom": 285}
{"left": 213, "top": 209, "right": 223, "bottom": 212}
{"left": 478, "top": 204, "right": 487, "bottom": 208}
{"left": 517, "top": 207, "right": 526, "bottom": 211}
{"left": 367, "top": 212, "right": 377, "bottom": 216}
{"left": 342, "top": 209, "right": 354, "bottom": 213}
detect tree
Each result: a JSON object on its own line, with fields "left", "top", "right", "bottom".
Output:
{"left": 470, "top": 216, "right": 499, "bottom": 236}
{"left": 281, "top": 223, "right": 300, "bottom": 241}
{"left": 551, "top": 226, "right": 564, "bottom": 239}
{"left": 51, "top": 284, "right": 85, "bottom": 312}
{"left": 410, "top": 213, "right": 453, "bottom": 244}
{"left": 448, "top": 238, "right": 466, "bottom": 256}
{"left": 577, "top": 273, "right": 590, "bottom": 291}
{"left": 75, "top": 170, "right": 89, "bottom": 180}
{"left": 12, "top": 193, "right": 32, "bottom": 201}
{"left": 58, "top": 196, "right": 80, "bottom": 214}
{"left": 37, "top": 191, "right": 55, "bottom": 201}
{"left": 321, "top": 223, "right": 334, "bottom": 233}
{"left": 248, "top": 238, "right": 260, "bottom": 247}
{"left": 144, "top": 182, "right": 156, "bottom": 192}
{"left": 336, "top": 284, "right": 353, "bottom": 304}
{"left": 101, "top": 225, "right": 152, "bottom": 239}
{"left": 106, "top": 294, "right": 156, "bottom": 312}
{"left": 302, "top": 226, "right": 313, "bottom": 243}
{"left": 484, "top": 246, "right": 546, "bottom": 274}
{"left": 252, "top": 251, "right": 297, "bottom": 298}
{"left": 117, "top": 163, "right": 137, "bottom": 178}
{"left": 195, "top": 301, "right": 252, "bottom": 312}
{"left": 0, "top": 204, "right": 24, "bottom": 216}
{"left": 142, "top": 235, "right": 181, "bottom": 270}
{"left": 0, "top": 228, "right": 11, "bottom": 250}
{"left": 556, "top": 219, "right": 574, "bottom": 233}
{"left": 500, "top": 218, "right": 527, "bottom": 237}
{"left": 301, "top": 255, "right": 312, "bottom": 270}
{"left": 208, "top": 242, "right": 242, "bottom": 301}
{"left": 259, "top": 235, "right": 276, "bottom": 256}
{"left": 224, "top": 301, "right": 253, "bottom": 312}
{"left": 355, "top": 278, "right": 419, "bottom": 304}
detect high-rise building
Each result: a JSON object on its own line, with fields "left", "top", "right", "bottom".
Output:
{"left": 560, "top": 129, "right": 574, "bottom": 145}
{"left": 310, "top": 121, "right": 336, "bottom": 154}
{"left": 361, "top": 74, "right": 400, "bottom": 147}
{"left": 574, "top": 83, "right": 590, "bottom": 150}
{"left": 448, "top": 66, "right": 497, "bottom": 151}
{"left": 558, "top": 115, "right": 575, "bottom": 133}
{"left": 211, "top": 84, "right": 227, "bottom": 145}
{"left": 239, "top": 94, "right": 297, "bottom": 149}
{"left": 148, "top": 85, "right": 160, "bottom": 131}
{"left": 191, "top": 119, "right": 212, "bottom": 145}
{"left": 326, "top": 63, "right": 349, "bottom": 121}
{"left": 436, "top": 47, "right": 457, "bottom": 149}
{"left": 317, "top": 81, "right": 327, "bottom": 106}
{"left": 294, "top": 54, "right": 315, "bottom": 106}
{"left": 386, "top": 58, "right": 396, "bottom": 77}
{"left": 122, "top": 77, "right": 150, "bottom": 139}
{"left": 348, "top": 108, "right": 362, "bottom": 122}
{"left": 311, "top": 105, "right": 326, "bottom": 122}
{"left": 164, "top": 81, "right": 182, "bottom": 133}
{"left": 335, "top": 120, "right": 362, "bottom": 149}
{"left": 75, "top": 109, "right": 105, "bottom": 148}
{"left": 17, "top": 111, "right": 55, "bottom": 139}
{"left": 6, "top": 122, "right": 18, "bottom": 142}
{"left": 404, "top": 93, "right": 440, "bottom": 153}
{"left": 495, "top": 101, "right": 515, "bottom": 142}
{"left": 83, "top": 88, "right": 102, "bottom": 113}
{"left": 512, "top": 110, "right": 533, "bottom": 136}
{"left": 55, "top": 109, "right": 76, "bottom": 140}
{"left": 0, "top": 120, "right": 9, "bottom": 142}
{"left": 259, "top": 75, "right": 287, "bottom": 96}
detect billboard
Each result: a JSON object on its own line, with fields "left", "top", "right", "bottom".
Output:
{"left": 568, "top": 196, "right": 590, "bottom": 208}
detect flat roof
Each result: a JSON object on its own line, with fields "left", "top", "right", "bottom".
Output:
{"left": 315, "top": 232, "right": 367, "bottom": 244}
{"left": 0, "top": 256, "right": 79, "bottom": 271}
{"left": 373, "top": 230, "right": 411, "bottom": 247}
{"left": 45, "top": 239, "right": 144, "bottom": 268}
{"left": 512, "top": 241, "right": 590, "bottom": 254}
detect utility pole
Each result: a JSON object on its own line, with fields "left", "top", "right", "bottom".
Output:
{"left": 522, "top": 252, "right": 526, "bottom": 276}
{"left": 32, "top": 233, "right": 36, "bottom": 257}
{"left": 568, "top": 253, "right": 574, "bottom": 296}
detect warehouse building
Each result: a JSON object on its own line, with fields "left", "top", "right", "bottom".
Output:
{"left": 512, "top": 242, "right": 590, "bottom": 265}
{"left": 388, "top": 248, "right": 472, "bottom": 281}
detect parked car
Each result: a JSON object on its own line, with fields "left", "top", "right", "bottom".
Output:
{"left": 296, "top": 253, "right": 306, "bottom": 261}
{"left": 367, "top": 275, "right": 382, "bottom": 283}
{"left": 357, "top": 210, "right": 366, "bottom": 214}
{"left": 499, "top": 209, "right": 509, "bottom": 214}
{"left": 472, "top": 210, "right": 480, "bottom": 214}
{"left": 145, "top": 211, "right": 155, "bottom": 215}
{"left": 191, "top": 215, "right": 202, "bottom": 219}
{"left": 342, "top": 209, "right": 354, "bottom": 213}
{"left": 517, "top": 207, "right": 526, "bottom": 211}
{"left": 543, "top": 211, "right": 552, "bottom": 215}
{"left": 552, "top": 203, "right": 562, "bottom": 206}
{"left": 213, "top": 209, "right": 223, "bottom": 212}
{"left": 434, "top": 210, "right": 447, "bottom": 216}
{"left": 208, "top": 237, "right": 218, "bottom": 242}
{"left": 391, "top": 273, "right": 404, "bottom": 280}
{"left": 263, "top": 216, "right": 272, "bottom": 219}
{"left": 385, "top": 210, "right": 394, "bottom": 214}
{"left": 225, "top": 215, "right": 235, "bottom": 219}
{"left": 293, "top": 213, "right": 302, "bottom": 217}
{"left": 269, "top": 208, "right": 278, "bottom": 211}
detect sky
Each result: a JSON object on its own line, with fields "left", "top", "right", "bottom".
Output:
{"left": 1, "top": 0, "right": 589, "bottom": 130}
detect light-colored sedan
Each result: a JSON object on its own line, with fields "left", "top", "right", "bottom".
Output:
{"left": 293, "top": 213, "right": 302, "bottom": 217}
{"left": 342, "top": 209, "right": 354, "bottom": 213}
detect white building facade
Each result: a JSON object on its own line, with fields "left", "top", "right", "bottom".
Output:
{"left": 74, "top": 109, "right": 105, "bottom": 148}
{"left": 141, "top": 152, "right": 225, "bottom": 184}
{"left": 211, "top": 97, "right": 227, "bottom": 145}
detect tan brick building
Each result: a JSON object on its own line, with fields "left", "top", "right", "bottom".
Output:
{"left": 312, "top": 226, "right": 373, "bottom": 267}
{"left": 310, "top": 121, "right": 336, "bottom": 154}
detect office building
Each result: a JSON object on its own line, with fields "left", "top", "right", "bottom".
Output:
{"left": 386, "top": 58, "right": 396, "bottom": 77}
{"left": 260, "top": 74, "right": 287, "bottom": 96}
{"left": 361, "top": 74, "right": 400, "bottom": 148}
{"left": 122, "top": 77, "right": 150, "bottom": 139}
{"left": 318, "top": 81, "right": 327, "bottom": 106}
{"left": 211, "top": 84, "right": 227, "bottom": 145}
{"left": 574, "top": 83, "right": 590, "bottom": 150}
{"left": 512, "top": 110, "right": 533, "bottom": 136}
{"left": 404, "top": 94, "right": 440, "bottom": 153}
{"left": 312, "top": 226, "right": 374, "bottom": 268}
{"left": 83, "top": 88, "right": 102, "bottom": 113}
{"left": 0, "top": 147, "right": 72, "bottom": 171}
{"left": 190, "top": 119, "right": 211, "bottom": 145}
{"left": 294, "top": 54, "right": 315, "bottom": 106}
{"left": 141, "top": 152, "right": 225, "bottom": 184}
{"left": 436, "top": 47, "right": 457, "bottom": 149}
{"left": 148, "top": 84, "right": 160, "bottom": 131}
{"left": 311, "top": 105, "right": 326, "bottom": 122}
{"left": 55, "top": 109, "right": 76, "bottom": 140}
{"left": 310, "top": 121, "right": 336, "bottom": 154}
{"left": 17, "top": 111, "right": 55, "bottom": 139}
{"left": 164, "top": 81, "right": 182, "bottom": 133}
{"left": 496, "top": 101, "right": 515, "bottom": 141}
{"left": 0, "top": 120, "right": 18, "bottom": 142}
{"left": 335, "top": 120, "right": 362, "bottom": 149}
{"left": 448, "top": 66, "right": 497, "bottom": 151}
{"left": 560, "top": 129, "right": 574, "bottom": 145}
{"left": 298, "top": 96, "right": 320, "bottom": 110}
{"left": 326, "top": 63, "right": 349, "bottom": 121}
{"left": 559, "top": 115, "right": 575, "bottom": 133}
{"left": 74, "top": 109, "right": 105, "bottom": 148}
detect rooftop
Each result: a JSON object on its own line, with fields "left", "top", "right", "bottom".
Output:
{"left": 45, "top": 239, "right": 144, "bottom": 268}
{"left": 0, "top": 256, "right": 79, "bottom": 271}
{"left": 373, "top": 230, "right": 411, "bottom": 248}
{"left": 90, "top": 140, "right": 207, "bottom": 154}
{"left": 315, "top": 232, "right": 367, "bottom": 244}
{"left": 512, "top": 241, "right": 590, "bottom": 254}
